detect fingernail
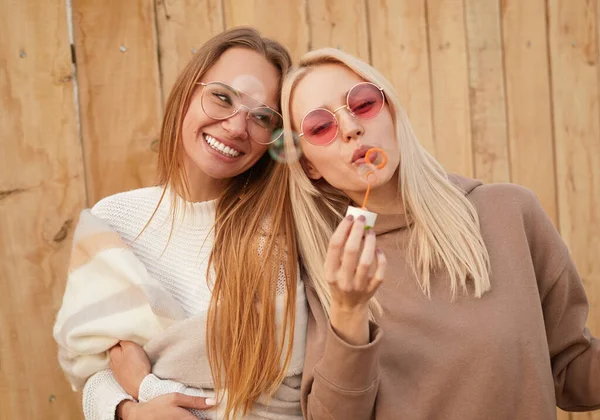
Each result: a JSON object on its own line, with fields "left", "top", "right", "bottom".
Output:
{"left": 357, "top": 215, "right": 366, "bottom": 222}
{"left": 369, "top": 229, "right": 376, "bottom": 235}
{"left": 206, "top": 398, "right": 216, "bottom": 406}
{"left": 346, "top": 215, "right": 354, "bottom": 221}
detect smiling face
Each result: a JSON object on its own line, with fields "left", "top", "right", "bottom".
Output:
{"left": 181, "top": 47, "right": 281, "bottom": 182}
{"left": 290, "top": 64, "right": 400, "bottom": 195}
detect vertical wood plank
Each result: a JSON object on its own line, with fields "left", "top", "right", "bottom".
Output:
{"left": 0, "top": 0, "right": 85, "bottom": 419}
{"left": 156, "top": 0, "right": 224, "bottom": 98}
{"left": 549, "top": 0, "right": 600, "bottom": 417}
{"left": 223, "top": 0, "right": 310, "bottom": 62}
{"left": 500, "top": 0, "right": 558, "bottom": 224}
{"left": 72, "top": 0, "right": 162, "bottom": 205}
{"left": 307, "top": 0, "right": 370, "bottom": 61}
{"left": 465, "top": 0, "right": 510, "bottom": 183}
{"left": 368, "top": 0, "right": 435, "bottom": 154}
{"left": 426, "top": 0, "right": 473, "bottom": 176}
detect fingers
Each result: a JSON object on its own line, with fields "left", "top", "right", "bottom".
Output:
{"left": 171, "top": 393, "right": 216, "bottom": 410}
{"left": 340, "top": 216, "right": 367, "bottom": 278}
{"left": 366, "top": 248, "right": 386, "bottom": 295}
{"left": 355, "top": 229, "right": 376, "bottom": 288}
{"left": 108, "top": 342, "right": 122, "bottom": 359}
{"left": 325, "top": 215, "right": 355, "bottom": 275}
{"left": 120, "top": 340, "right": 142, "bottom": 350}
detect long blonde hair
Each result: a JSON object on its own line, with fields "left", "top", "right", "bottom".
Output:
{"left": 152, "top": 27, "right": 297, "bottom": 418}
{"left": 281, "top": 48, "right": 490, "bottom": 318}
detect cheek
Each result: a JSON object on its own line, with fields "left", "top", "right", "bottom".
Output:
{"left": 299, "top": 141, "right": 333, "bottom": 172}
{"left": 250, "top": 143, "right": 268, "bottom": 158}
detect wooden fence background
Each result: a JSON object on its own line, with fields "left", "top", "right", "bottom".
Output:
{"left": 1, "top": 0, "right": 599, "bottom": 419}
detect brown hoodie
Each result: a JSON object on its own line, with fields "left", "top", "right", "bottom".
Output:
{"left": 301, "top": 175, "right": 600, "bottom": 420}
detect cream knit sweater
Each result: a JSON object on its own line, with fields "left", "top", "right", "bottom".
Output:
{"left": 82, "top": 186, "right": 305, "bottom": 420}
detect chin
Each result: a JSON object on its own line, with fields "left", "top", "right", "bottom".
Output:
{"left": 203, "top": 165, "right": 246, "bottom": 180}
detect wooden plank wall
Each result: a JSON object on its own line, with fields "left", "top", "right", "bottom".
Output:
{"left": 0, "top": 0, "right": 598, "bottom": 419}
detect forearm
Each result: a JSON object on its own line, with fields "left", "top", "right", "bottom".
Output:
{"left": 329, "top": 304, "right": 370, "bottom": 345}
{"left": 82, "top": 370, "right": 134, "bottom": 420}
{"left": 554, "top": 331, "right": 600, "bottom": 411}
{"left": 304, "top": 321, "right": 382, "bottom": 419}
{"left": 138, "top": 374, "right": 208, "bottom": 402}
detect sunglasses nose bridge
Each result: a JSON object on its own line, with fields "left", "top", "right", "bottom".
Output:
{"left": 332, "top": 104, "right": 349, "bottom": 115}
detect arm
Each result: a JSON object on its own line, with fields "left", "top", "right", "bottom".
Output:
{"left": 81, "top": 359, "right": 213, "bottom": 420}
{"left": 542, "top": 256, "right": 600, "bottom": 411}
{"left": 302, "top": 287, "right": 382, "bottom": 420}
{"left": 301, "top": 215, "right": 386, "bottom": 419}
{"left": 109, "top": 341, "right": 212, "bottom": 409}
{"left": 82, "top": 370, "right": 135, "bottom": 420}
{"left": 521, "top": 189, "right": 600, "bottom": 411}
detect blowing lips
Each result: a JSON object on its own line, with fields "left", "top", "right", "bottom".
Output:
{"left": 351, "top": 144, "right": 378, "bottom": 166}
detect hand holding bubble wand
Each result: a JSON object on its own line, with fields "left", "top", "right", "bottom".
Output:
{"left": 345, "top": 147, "right": 388, "bottom": 229}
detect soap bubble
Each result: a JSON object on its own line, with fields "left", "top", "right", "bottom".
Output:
{"left": 268, "top": 128, "right": 302, "bottom": 163}
{"left": 357, "top": 163, "right": 378, "bottom": 184}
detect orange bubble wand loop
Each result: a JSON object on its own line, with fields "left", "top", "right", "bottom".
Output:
{"left": 360, "top": 148, "right": 388, "bottom": 209}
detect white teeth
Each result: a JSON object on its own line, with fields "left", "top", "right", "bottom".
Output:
{"left": 203, "top": 134, "right": 241, "bottom": 158}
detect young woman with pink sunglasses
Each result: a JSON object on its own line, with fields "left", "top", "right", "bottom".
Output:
{"left": 280, "top": 48, "right": 600, "bottom": 419}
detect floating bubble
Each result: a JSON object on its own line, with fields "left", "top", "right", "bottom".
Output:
{"left": 268, "top": 128, "right": 302, "bottom": 163}
{"left": 357, "top": 163, "right": 378, "bottom": 185}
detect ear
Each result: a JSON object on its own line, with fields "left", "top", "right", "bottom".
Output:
{"left": 301, "top": 157, "right": 323, "bottom": 180}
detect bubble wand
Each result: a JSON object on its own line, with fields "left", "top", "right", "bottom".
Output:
{"left": 345, "top": 148, "right": 388, "bottom": 229}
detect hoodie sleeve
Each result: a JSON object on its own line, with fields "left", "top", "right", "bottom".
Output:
{"left": 300, "top": 286, "right": 382, "bottom": 419}
{"left": 521, "top": 188, "right": 600, "bottom": 411}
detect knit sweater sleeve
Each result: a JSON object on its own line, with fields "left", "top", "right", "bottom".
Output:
{"left": 82, "top": 370, "right": 134, "bottom": 420}
{"left": 138, "top": 374, "right": 210, "bottom": 419}
{"left": 521, "top": 188, "right": 600, "bottom": 411}
{"left": 82, "top": 371, "right": 210, "bottom": 420}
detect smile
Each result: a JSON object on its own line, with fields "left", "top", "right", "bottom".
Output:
{"left": 203, "top": 134, "right": 242, "bottom": 158}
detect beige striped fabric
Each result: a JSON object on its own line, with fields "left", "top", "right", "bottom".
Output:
{"left": 53, "top": 210, "right": 307, "bottom": 419}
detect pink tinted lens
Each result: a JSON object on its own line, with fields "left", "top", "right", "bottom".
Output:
{"left": 302, "top": 109, "right": 338, "bottom": 145}
{"left": 347, "top": 83, "right": 384, "bottom": 119}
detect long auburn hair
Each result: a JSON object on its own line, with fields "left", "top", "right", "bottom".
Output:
{"left": 281, "top": 48, "right": 491, "bottom": 319}
{"left": 150, "top": 27, "right": 297, "bottom": 418}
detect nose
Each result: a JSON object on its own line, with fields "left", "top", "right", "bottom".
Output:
{"left": 221, "top": 110, "right": 249, "bottom": 140}
{"left": 337, "top": 108, "right": 364, "bottom": 142}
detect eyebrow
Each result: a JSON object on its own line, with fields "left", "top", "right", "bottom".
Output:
{"left": 200, "top": 81, "right": 279, "bottom": 111}
{"left": 314, "top": 88, "right": 351, "bottom": 111}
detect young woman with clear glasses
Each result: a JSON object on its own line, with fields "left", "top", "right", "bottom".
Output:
{"left": 54, "top": 28, "right": 306, "bottom": 420}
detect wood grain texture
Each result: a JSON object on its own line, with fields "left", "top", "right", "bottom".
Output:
{"left": 465, "top": 0, "right": 510, "bottom": 183}
{"left": 1, "top": 1, "right": 599, "bottom": 418}
{"left": 500, "top": 0, "right": 558, "bottom": 224}
{"left": 156, "top": 0, "right": 225, "bottom": 99}
{"left": 0, "top": 0, "right": 85, "bottom": 419}
{"left": 367, "top": 0, "right": 435, "bottom": 154}
{"left": 223, "top": 0, "right": 309, "bottom": 61}
{"left": 426, "top": 0, "right": 473, "bottom": 176}
{"left": 307, "top": 0, "right": 370, "bottom": 61}
{"left": 549, "top": 0, "right": 600, "bottom": 417}
{"left": 72, "top": 0, "right": 161, "bottom": 205}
